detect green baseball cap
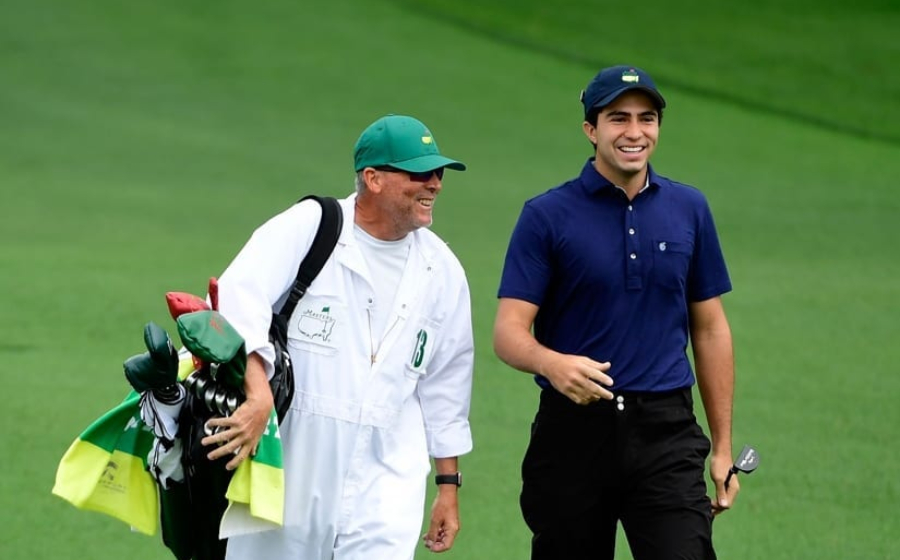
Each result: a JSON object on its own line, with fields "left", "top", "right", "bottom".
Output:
{"left": 353, "top": 115, "right": 466, "bottom": 173}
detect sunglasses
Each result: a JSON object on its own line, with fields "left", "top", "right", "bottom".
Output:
{"left": 374, "top": 165, "right": 444, "bottom": 182}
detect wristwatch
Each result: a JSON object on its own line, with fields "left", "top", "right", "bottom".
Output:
{"left": 435, "top": 472, "right": 462, "bottom": 488}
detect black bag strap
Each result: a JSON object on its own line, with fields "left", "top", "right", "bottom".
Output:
{"left": 279, "top": 195, "right": 343, "bottom": 318}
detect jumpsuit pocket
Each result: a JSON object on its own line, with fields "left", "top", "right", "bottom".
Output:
{"left": 651, "top": 239, "right": 692, "bottom": 292}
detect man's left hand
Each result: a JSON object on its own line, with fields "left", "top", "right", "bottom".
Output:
{"left": 423, "top": 488, "right": 460, "bottom": 553}
{"left": 710, "top": 450, "right": 740, "bottom": 515}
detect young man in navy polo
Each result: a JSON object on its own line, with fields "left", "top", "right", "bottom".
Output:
{"left": 494, "top": 65, "right": 739, "bottom": 560}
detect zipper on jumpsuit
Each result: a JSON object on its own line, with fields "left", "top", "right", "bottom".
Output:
{"left": 334, "top": 244, "right": 432, "bottom": 535}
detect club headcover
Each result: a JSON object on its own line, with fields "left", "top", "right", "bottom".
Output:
{"left": 145, "top": 321, "right": 179, "bottom": 373}
{"left": 166, "top": 292, "right": 210, "bottom": 321}
{"left": 206, "top": 343, "right": 247, "bottom": 389}
{"left": 123, "top": 322, "right": 179, "bottom": 392}
{"left": 176, "top": 310, "right": 247, "bottom": 389}
{"left": 208, "top": 277, "right": 219, "bottom": 311}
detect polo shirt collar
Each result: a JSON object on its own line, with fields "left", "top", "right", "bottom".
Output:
{"left": 579, "top": 158, "right": 662, "bottom": 196}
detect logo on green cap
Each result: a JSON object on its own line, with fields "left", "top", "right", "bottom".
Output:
{"left": 353, "top": 115, "right": 466, "bottom": 173}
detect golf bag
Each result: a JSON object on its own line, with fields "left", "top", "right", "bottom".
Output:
{"left": 168, "top": 195, "right": 342, "bottom": 560}
{"left": 268, "top": 195, "right": 343, "bottom": 423}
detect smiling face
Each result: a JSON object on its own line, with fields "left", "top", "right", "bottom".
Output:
{"left": 583, "top": 90, "right": 660, "bottom": 190}
{"left": 357, "top": 166, "right": 443, "bottom": 240}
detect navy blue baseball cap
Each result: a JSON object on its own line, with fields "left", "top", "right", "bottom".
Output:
{"left": 580, "top": 65, "right": 666, "bottom": 119}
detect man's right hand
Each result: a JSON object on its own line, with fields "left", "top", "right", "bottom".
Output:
{"left": 493, "top": 298, "right": 613, "bottom": 405}
{"left": 541, "top": 355, "right": 613, "bottom": 405}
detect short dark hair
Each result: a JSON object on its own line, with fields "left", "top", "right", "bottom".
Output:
{"left": 584, "top": 104, "right": 664, "bottom": 128}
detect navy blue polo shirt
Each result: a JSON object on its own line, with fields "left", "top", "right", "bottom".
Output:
{"left": 498, "top": 159, "right": 732, "bottom": 392}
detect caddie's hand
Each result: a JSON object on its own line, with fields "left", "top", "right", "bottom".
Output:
{"left": 710, "top": 450, "right": 739, "bottom": 516}
{"left": 542, "top": 354, "right": 613, "bottom": 405}
{"left": 203, "top": 394, "right": 272, "bottom": 470}
{"left": 422, "top": 487, "right": 460, "bottom": 553}
{"left": 201, "top": 354, "right": 273, "bottom": 470}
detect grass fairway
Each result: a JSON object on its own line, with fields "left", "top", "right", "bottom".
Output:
{"left": 400, "top": 0, "right": 900, "bottom": 144}
{"left": 2, "top": 0, "right": 899, "bottom": 559}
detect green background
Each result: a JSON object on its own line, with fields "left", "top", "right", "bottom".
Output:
{"left": 2, "top": 0, "right": 898, "bottom": 558}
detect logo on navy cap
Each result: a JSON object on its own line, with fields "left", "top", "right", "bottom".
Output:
{"left": 621, "top": 69, "right": 640, "bottom": 83}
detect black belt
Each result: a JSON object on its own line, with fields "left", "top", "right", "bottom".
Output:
{"left": 541, "top": 386, "right": 692, "bottom": 413}
{"left": 613, "top": 388, "right": 691, "bottom": 403}
{"left": 607, "top": 388, "right": 692, "bottom": 411}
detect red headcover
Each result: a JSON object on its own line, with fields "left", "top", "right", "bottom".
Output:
{"left": 165, "top": 292, "right": 210, "bottom": 320}
{"left": 166, "top": 277, "right": 220, "bottom": 371}
{"left": 208, "top": 277, "right": 219, "bottom": 311}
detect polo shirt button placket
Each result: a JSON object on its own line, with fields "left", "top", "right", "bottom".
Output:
{"left": 616, "top": 395, "right": 625, "bottom": 411}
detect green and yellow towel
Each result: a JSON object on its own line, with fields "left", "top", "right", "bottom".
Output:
{"left": 53, "top": 364, "right": 284, "bottom": 537}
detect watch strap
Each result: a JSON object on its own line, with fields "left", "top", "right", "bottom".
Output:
{"left": 434, "top": 472, "right": 462, "bottom": 487}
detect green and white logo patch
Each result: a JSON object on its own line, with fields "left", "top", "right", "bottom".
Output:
{"left": 298, "top": 306, "right": 336, "bottom": 342}
{"left": 411, "top": 329, "right": 428, "bottom": 368}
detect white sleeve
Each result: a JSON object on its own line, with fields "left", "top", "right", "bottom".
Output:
{"left": 215, "top": 200, "right": 323, "bottom": 377}
{"left": 416, "top": 267, "right": 475, "bottom": 459}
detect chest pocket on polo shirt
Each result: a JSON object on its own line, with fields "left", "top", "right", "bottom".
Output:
{"left": 404, "top": 316, "right": 442, "bottom": 379}
{"left": 651, "top": 239, "right": 693, "bottom": 292}
{"left": 286, "top": 293, "right": 344, "bottom": 356}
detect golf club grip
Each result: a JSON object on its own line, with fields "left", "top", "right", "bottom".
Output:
{"left": 724, "top": 469, "right": 735, "bottom": 490}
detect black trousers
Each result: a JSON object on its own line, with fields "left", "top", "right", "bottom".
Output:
{"left": 520, "top": 387, "right": 716, "bottom": 560}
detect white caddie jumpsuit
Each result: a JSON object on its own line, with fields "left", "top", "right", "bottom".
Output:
{"left": 214, "top": 194, "right": 474, "bottom": 560}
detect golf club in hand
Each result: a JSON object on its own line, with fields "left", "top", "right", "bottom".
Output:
{"left": 725, "top": 444, "right": 759, "bottom": 490}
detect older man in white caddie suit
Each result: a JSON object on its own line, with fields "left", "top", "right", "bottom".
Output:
{"left": 200, "top": 114, "right": 474, "bottom": 560}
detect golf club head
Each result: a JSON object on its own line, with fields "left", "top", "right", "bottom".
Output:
{"left": 183, "top": 369, "right": 200, "bottom": 392}
{"left": 203, "top": 419, "right": 215, "bottom": 437}
{"left": 734, "top": 445, "right": 760, "bottom": 475}
{"left": 203, "top": 384, "right": 218, "bottom": 412}
{"left": 724, "top": 444, "right": 759, "bottom": 490}
{"left": 213, "top": 385, "right": 228, "bottom": 416}
{"left": 191, "top": 371, "right": 209, "bottom": 398}
{"left": 225, "top": 393, "right": 239, "bottom": 415}
{"left": 203, "top": 418, "right": 226, "bottom": 438}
